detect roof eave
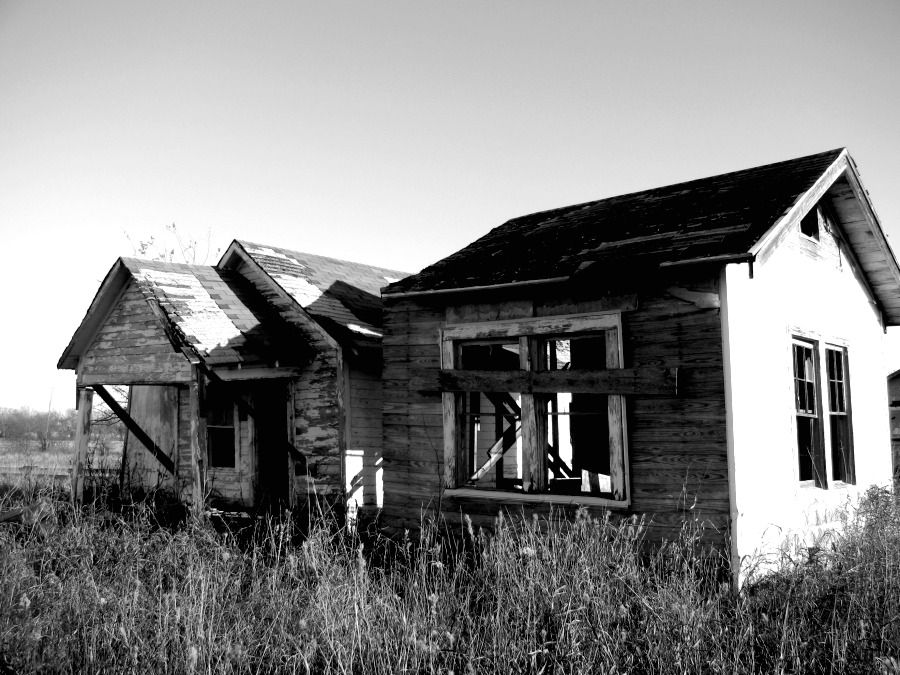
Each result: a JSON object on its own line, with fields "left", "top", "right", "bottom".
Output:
{"left": 57, "top": 258, "right": 131, "bottom": 370}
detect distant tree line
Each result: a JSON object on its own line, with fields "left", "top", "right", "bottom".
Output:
{"left": 0, "top": 404, "right": 125, "bottom": 451}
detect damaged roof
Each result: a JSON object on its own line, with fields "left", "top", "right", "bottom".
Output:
{"left": 58, "top": 258, "right": 306, "bottom": 371}
{"left": 383, "top": 149, "right": 900, "bottom": 317}
{"left": 222, "top": 241, "right": 409, "bottom": 342}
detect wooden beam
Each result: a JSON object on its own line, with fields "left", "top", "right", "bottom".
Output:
{"left": 441, "top": 337, "right": 467, "bottom": 487}
{"left": 188, "top": 364, "right": 206, "bottom": 512}
{"left": 71, "top": 387, "right": 93, "bottom": 504}
{"left": 606, "top": 328, "right": 627, "bottom": 501}
{"left": 520, "top": 337, "right": 547, "bottom": 493}
{"left": 442, "top": 311, "right": 620, "bottom": 342}
{"left": 92, "top": 384, "right": 175, "bottom": 475}
{"left": 470, "top": 422, "right": 521, "bottom": 482}
{"left": 437, "top": 367, "right": 677, "bottom": 396}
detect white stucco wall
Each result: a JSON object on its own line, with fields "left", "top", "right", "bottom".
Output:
{"left": 722, "top": 219, "right": 893, "bottom": 575}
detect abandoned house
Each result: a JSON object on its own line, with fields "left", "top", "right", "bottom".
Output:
{"left": 58, "top": 240, "right": 406, "bottom": 513}
{"left": 380, "top": 148, "right": 900, "bottom": 570}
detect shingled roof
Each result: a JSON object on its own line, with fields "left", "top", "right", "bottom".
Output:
{"left": 221, "top": 241, "right": 409, "bottom": 342}
{"left": 383, "top": 148, "right": 872, "bottom": 295}
{"left": 58, "top": 258, "right": 305, "bottom": 371}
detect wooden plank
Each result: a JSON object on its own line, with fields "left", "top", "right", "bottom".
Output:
{"left": 443, "top": 311, "right": 620, "bottom": 341}
{"left": 534, "top": 294, "right": 638, "bottom": 317}
{"left": 93, "top": 384, "right": 175, "bottom": 475}
{"left": 441, "top": 338, "right": 462, "bottom": 487}
{"left": 519, "top": 337, "right": 546, "bottom": 493}
{"left": 435, "top": 367, "right": 677, "bottom": 396}
{"left": 71, "top": 387, "right": 93, "bottom": 504}
{"left": 188, "top": 364, "right": 206, "bottom": 512}
{"left": 606, "top": 328, "right": 626, "bottom": 501}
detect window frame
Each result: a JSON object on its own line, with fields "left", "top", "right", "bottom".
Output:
{"left": 440, "top": 311, "right": 630, "bottom": 508}
{"left": 205, "top": 381, "right": 239, "bottom": 471}
{"left": 792, "top": 337, "right": 826, "bottom": 488}
{"left": 825, "top": 345, "right": 855, "bottom": 485}
{"left": 790, "top": 334, "right": 855, "bottom": 489}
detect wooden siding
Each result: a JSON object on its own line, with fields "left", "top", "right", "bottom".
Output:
{"left": 381, "top": 272, "right": 729, "bottom": 545}
{"left": 346, "top": 362, "right": 384, "bottom": 510}
{"left": 290, "top": 350, "right": 343, "bottom": 503}
{"left": 231, "top": 256, "right": 346, "bottom": 506}
{"left": 77, "top": 281, "right": 191, "bottom": 386}
{"left": 122, "top": 385, "right": 179, "bottom": 493}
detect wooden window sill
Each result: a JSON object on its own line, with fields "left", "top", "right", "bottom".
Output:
{"left": 444, "top": 487, "right": 630, "bottom": 509}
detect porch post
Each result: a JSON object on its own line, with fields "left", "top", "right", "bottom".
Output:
{"left": 71, "top": 387, "right": 93, "bottom": 504}
{"left": 189, "top": 364, "right": 206, "bottom": 513}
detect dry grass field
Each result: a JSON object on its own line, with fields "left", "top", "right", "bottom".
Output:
{"left": 0, "top": 478, "right": 899, "bottom": 674}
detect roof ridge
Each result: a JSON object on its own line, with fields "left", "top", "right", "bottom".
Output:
{"left": 508, "top": 147, "right": 847, "bottom": 229}
{"left": 236, "top": 240, "right": 410, "bottom": 277}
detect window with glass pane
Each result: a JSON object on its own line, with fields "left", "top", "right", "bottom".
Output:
{"left": 826, "top": 347, "right": 854, "bottom": 483}
{"left": 206, "top": 382, "right": 236, "bottom": 468}
{"left": 793, "top": 341, "right": 824, "bottom": 486}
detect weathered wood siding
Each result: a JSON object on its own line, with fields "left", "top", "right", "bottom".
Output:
{"left": 122, "top": 385, "right": 179, "bottom": 493}
{"left": 346, "top": 362, "right": 384, "bottom": 510}
{"left": 382, "top": 272, "right": 729, "bottom": 546}
{"left": 230, "top": 257, "right": 346, "bottom": 505}
{"left": 723, "top": 199, "right": 893, "bottom": 570}
{"left": 290, "top": 350, "right": 343, "bottom": 503}
{"left": 77, "top": 281, "right": 191, "bottom": 385}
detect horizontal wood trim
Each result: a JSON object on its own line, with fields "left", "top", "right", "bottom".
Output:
{"left": 435, "top": 367, "right": 677, "bottom": 396}
{"left": 442, "top": 311, "right": 621, "bottom": 341}
{"left": 78, "top": 371, "right": 192, "bottom": 386}
{"left": 444, "top": 487, "right": 629, "bottom": 509}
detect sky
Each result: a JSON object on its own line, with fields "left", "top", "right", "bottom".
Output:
{"left": 2, "top": 0, "right": 900, "bottom": 412}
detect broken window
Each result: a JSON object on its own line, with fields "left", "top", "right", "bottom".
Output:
{"left": 458, "top": 342, "right": 522, "bottom": 489}
{"left": 543, "top": 337, "right": 612, "bottom": 494}
{"left": 826, "top": 347, "right": 855, "bottom": 484}
{"left": 442, "top": 312, "right": 628, "bottom": 503}
{"left": 206, "top": 381, "right": 237, "bottom": 469}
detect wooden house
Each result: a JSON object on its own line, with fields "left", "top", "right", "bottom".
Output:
{"left": 58, "top": 240, "right": 406, "bottom": 513}
{"left": 380, "top": 148, "right": 900, "bottom": 571}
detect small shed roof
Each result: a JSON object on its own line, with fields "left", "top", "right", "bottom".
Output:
{"left": 222, "top": 241, "right": 409, "bottom": 341}
{"left": 58, "top": 258, "right": 305, "bottom": 371}
{"left": 383, "top": 148, "right": 900, "bottom": 324}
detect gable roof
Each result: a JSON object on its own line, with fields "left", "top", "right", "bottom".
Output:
{"left": 383, "top": 148, "right": 900, "bottom": 324}
{"left": 220, "top": 240, "right": 409, "bottom": 342}
{"left": 58, "top": 258, "right": 306, "bottom": 371}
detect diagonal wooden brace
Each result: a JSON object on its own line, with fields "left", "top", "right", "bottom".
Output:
{"left": 93, "top": 384, "right": 175, "bottom": 475}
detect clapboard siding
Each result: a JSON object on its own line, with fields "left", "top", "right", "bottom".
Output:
{"left": 346, "top": 362, "right": 384, "bottom": 509}
{"left": 290, "top": 349, "right": 343, "bottom": 501}
{"left": 381, "top": 273, "right": 729, "bottom": 546}
{"left": 122, "top": 384, "right": 180, "bottom": 493}
{"left": 78, "top": 281, "right": 191, "bottom": 385}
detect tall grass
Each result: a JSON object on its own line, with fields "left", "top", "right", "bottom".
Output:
{"left": 1, "top": 488, "right": 899, "bottom": 673}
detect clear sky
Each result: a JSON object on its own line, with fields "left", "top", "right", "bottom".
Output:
{"left": 2, "top": 0, "right": 900, "bottom": 411}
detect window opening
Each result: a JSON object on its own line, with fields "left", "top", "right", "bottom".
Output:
{"left": 543, "top": 336, "right": 611, "bottom": 495}
{"left": 826, "top": 347, "right": 855, "bottom": 483}
{"left": 800, "top": 207, "right": 820, "bottom": 240}
{"left": 793, "top": 340, "right": 825, "bottom": 487}
{"left": 459, "top": 342, "right": 522, "bottom": 489}
{"left": 206, "top": 381, "right": 236, "bottom": 468}
{"left": 447, "top": 319, "right": 627, "bottom": 502}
